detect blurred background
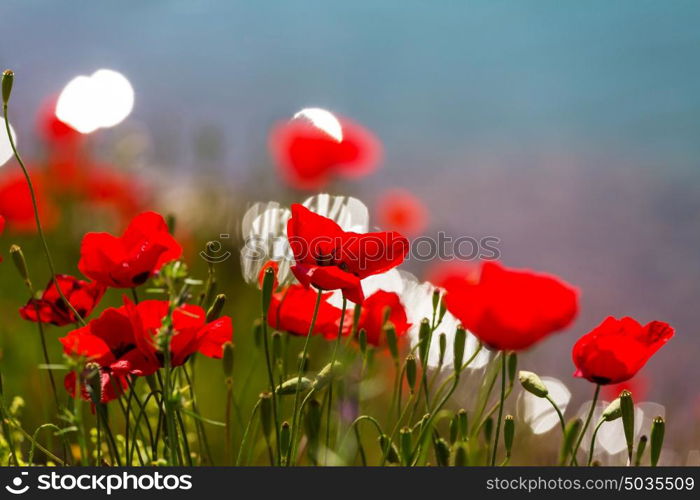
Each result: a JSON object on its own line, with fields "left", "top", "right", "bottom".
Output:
{"left": 0, "top": 0, "right": 699, "bottom": 463}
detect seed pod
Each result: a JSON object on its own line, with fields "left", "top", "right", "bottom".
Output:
{"left": 84, "top": 363, "right": 102, "bottom": 405}
{"left": 560, "top": 418, "right": 582, "bottom": 464}
{"left": 453, "top": 325, "right": 466, "bottom": 372}
{"left": 418, "top": 319, "right": 431, "bottom": 364}
{"left": 276, "top": 377, "right": 312, "bottom": 395}
{"left": 312, "top": 361, "right": 343, "bottom": 391}
{"left": 434, "top": 438, "right": 450, "bottom": 466}
{"left": 378, "top": 434, "right": 400, "bottom": 464}
{"left": 384, "top": 323, "right": 399, "bottom": 361}
{"left": 619, "top": 390, "right": 634, "bottom": 461}
{"left": 405, "top": 355, "right": 417, "bottom": 393}
{"left": 518, "top": 370, "right": 548, "bottom": 398}
{"left": 602, "top": 398, "right": 622, "bottom": 422}
{"left": 2, "top": 70, "right": 13, "bottom": 105}
{"left": 206, "top": 293, "right": 226, "bottom": 322}
{"left": 457, "top": 409, "right": 468, "bottom": 441}
{"left": 438, "top": 333, "right": 447, "bottom": 367}
{"left": 504, "top": 415, "right": 515, "bottom": 458}
{"left": 634, "top": 435, "right": 648, "bottom": 466}
{"left": 222, "top": 342, "right": 234, "bottom": 378}
{"left": 261, "top": 266, "right": 276, "bottom": 314}
{"left": 9, "top": 245, "right": 31, "bottom": 289}
{"left": 399, "top": 427, "right": 412, "bottom": 465}
{"left": 259, "top": 392, "right": 273, "bottom": 437}
{"left": 650, "top": 417, "right": 665, "bottom": 467}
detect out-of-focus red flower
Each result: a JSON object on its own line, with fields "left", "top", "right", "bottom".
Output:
{"left": 83, "top": 167, "right": 145, "bottom": 219}
{"left": 349, "top": 290, "right": 411, "bottom": 346}
{"left": 78, "top": 211, "right": 182, "bottom": 288}
{"left": 37, "top": 96, "right": 83, "bottom": 147}
{"left": 270, "top": 111, "right": 381, "bottom": 190}
{"left": 268, "top": 284, "right": 343, "bottom": 338}
{"left": 442, "top": 261, "right": 579, "bottom": 351}
{"left": 287, "top": 204, "right": 408, "bottom": 304}
{"left": 19, "top": 275, "right": 106, "bottom": 326}
{"left": 573, "top": 317, "right": 674, "bottom": 385}
{"left": 0, "top": 169, "right": 59, "bottom": 234}
{"left": 376, "top": 189, "right": 428, "bottom": 236}
{"left": 602, "top": 374, "right": 650, "bottom": 402}
{"left": 425, "top": 260, "right": 479, "bottom": 289}
{"left": 124, "top": 299, "right": 232, "bottom": 369}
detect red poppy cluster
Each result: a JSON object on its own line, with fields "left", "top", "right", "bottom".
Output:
{"left": 270, "top": 111, "right": 381, "bottom": 190}
{"left": 20, "top": 275, "right": 106, "bottom": 327}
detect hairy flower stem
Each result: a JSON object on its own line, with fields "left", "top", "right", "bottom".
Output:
{"left": 261, "top": 306, "right": 281, "bottom": 464}
{"left": 287, "top": 288, "right": 323, "bottom": 466}
{"left": 570, "top": 384, "right": 600, "bottom": 466}
{"left": 587, "top": 419, "right": 605, "bottom": 466}
{"left": 2, "top": 101, "right": 86, "bottom": 327}
{"left": 490, "top": 351, "right": 508, "bottom": 466}
{"left": 236, "top": 398, "right": 261, "bottom": 466}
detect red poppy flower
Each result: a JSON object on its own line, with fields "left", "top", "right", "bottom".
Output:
{"left": 0, "top": 169, "right": 59, "bottom": 234}
{"left": 270, "top": 110, "right": 381, "bottom": 190}
{"left": 287, "top": 204, "right": 409, "bottom": 304}
{"left": 78, "top": 211, "right": 182, "bottom": 288}
{"left": 442, "top": 261, "right": 579, "bottom": 351}
{"left": 19, "top": 275, "right": 106, "bottom": 326}
{"left": 376, "top": 189, "right": 428, "bottom": 237}
{"left": 573, "top": 317, "right": 674, "bottom": 385}
{"left": 268, "top": 284, "right": 343, "bottom": 338}
{"left": 60, "top": 306, "right": 158, "bottom": 402}
{"left": 350, "top": 290, "right": 411, "bottom": 346}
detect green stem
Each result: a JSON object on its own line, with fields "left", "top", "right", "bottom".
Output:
{"left": 490, "top": 351, "right": 507, "bottom": 466}
{"left": 236, "top": 398, "right": 261, "bottom": 466}
{"left": 261, "top": 303, "right": 281, "bottom": 465}
{"left": 324, "top": 297, "right": 347, "bottom": 465}
{"left": 287, "top": 288, "right": 323, "bottom": 466}
{"left": 569, "top": 384, "right": 600, "bottom": 466}
{"left": 587, "top": 419, "right": 604, "bottom": 466}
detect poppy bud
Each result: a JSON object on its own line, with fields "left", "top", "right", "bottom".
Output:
{"left": 384, "top": 323, "right": 399, "bottom": 362}
{"left": 438, "top": 298, "right": 447, "bottom": 323}
{"left": 352, "top": 303, "right": 362, "bottom": 333}
{"left": 450, "top": 442, "right": 469, "bottom": 466}
{"left": 165, "top": 213, "right": 176, "bottom": 235}
{"left": 2, "top": 70, "right": 13, "bottom": 106}
{"left": 449, "top": 417, "right": 458, "bottom": 444}
{"left": 84, "top": 363, "right": 102, "bottom": 405}
{"left": 259, "top": 392, "right": 273, "bottom": 437}
{"left": 418, "top": 319, "right": 431, "bottom": 364}
{"left": 458, "top": 409, "right": 468, "bottom": 441}
{"left": 358, "top": 328, "right": 367, "bottom": 356}
{"left": 261, "top": 267, "right": 275, "bottom": 314}
{"left": 508, "top": 353, "right": 518, "bottom": 384}
{"left": 602, "top": 398, "right": 622, "bottom": 422}
{"left": 650, "top": 416, "right": 664, "bottom": 467}
{"left": 304, "top": 399, "right": 322, "bottom": 463}
{"left": 504, "top": 415, "right": 515, "bottom": 458}
{"left": 298, "top": 351, "right": 310, "bottom": 372}
{"left": 453, "top": 325, "right": 466, "bottom": 373}
{"left": 378, "top": 434, "right": 400, "bottom": 464}
{"left": 222, "top": 341, "right": 234, "bottom": 378}
{"left": 559, "top": 418, "right": 582, "bottom": 465}
{"left": 405, "top": 354, "right": 417, "bottom": 393}
{"left": 206, "top": 293, "right": 226, "bottom": 322}
{"left": 9, "top": 245, "right": 31, "bottom": 289}
{"left": 438, "top": 333, "right": 447, "bottom": 367}
{"left": 431, "top": 289, "right": 440, "bottom": 313}
{"left": 272, "top": 331, "right": 282, "bottom": 363}
{"left": 312, "top": 361, "right": 343, "bottom": 391}
{"left": 634, "top": 435, "right": 647, "bottom": 466}
{"left": 280, "top": 421, "right": 291, "bottom": 459}
{"left": 518, "top": 370, "right": 548, "bottom": 398}
{"left": 619, "top": 390, "right": 634, "bottom": 462}
{"left": 434, "top": 438, "right": 450, "bottom": 466}
{"left": 483, "top": 417, "right": 493, "bottom": 442}
{"left": 253, "top": 318, "right": 263, "bottom": 349}
{"left": 399, "top": 427, "right": 412, "bottom": 465}
{"left": 276, "top": 376, "right": 312, "bottom": 395}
